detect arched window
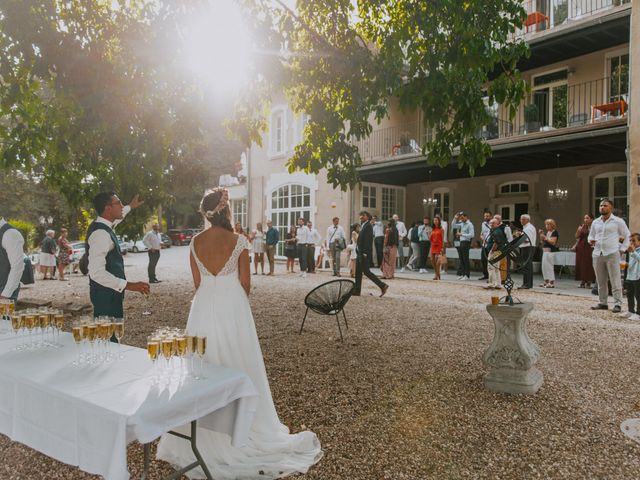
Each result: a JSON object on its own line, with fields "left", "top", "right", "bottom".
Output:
{"left": 498, "top": 182, "right": 529, "bottom": 195}
{"left": 270, "top": 184, "right": 312, "bottom": 256}
{"left": 593, "top": 173, "right": 627, "bottom": 220}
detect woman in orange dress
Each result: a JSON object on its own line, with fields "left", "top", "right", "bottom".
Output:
{"left": 430, "top": 217, "right": 445, "bottom": 280}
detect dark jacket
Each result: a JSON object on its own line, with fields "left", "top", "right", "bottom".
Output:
{"left": 357, "top": 221, "right": 374, "bottom": 256}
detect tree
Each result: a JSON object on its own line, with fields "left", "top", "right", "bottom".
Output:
{"left": 0, "top": 1, "right": 243, "bottom": 235}
{"left": 234, "top": 0, "right": 530, "bottom": 188}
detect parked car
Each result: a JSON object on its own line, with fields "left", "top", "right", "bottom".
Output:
{"left": 168, "top": 229, "right": 193, "bottom": 246}
{"left": 130, "top": 240, "right": 149, "bottom": 253}
{"left": 118, "top": 239, "right": 128, "bottom": 255}
{"left": 69, "top": 241, "right": 86, "bottom": 262}
{"left": 160, "top": 233, "right": 172, "bottom": 249}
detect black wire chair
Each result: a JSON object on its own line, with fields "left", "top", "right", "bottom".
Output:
{"left": 300, "top": 279, "right": 356, "bottom": 342}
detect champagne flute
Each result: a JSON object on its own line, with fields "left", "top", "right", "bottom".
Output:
{"left": 185, "top": 335, "right": 196, "bottom": 377}
{"left": 176, "top": 335, "right": 188, "bottom": 377}
{"left": 11, "top": 313, "right": 23, "bottom": 350}
{"left": 112, "top": 317, "right": 125, "bottom": 359}
{"left": 194, "top": 336, "right": 207, "bottom": 380}
{"left": 71, "top": 320, "right": 84, "bottom": 366}
{"left": 54, "top": 311, "right": 65, "bottom": 347}
{"left": 86, "top": 319, "right": 98, "bottom": 363}
{"left": 161, "top": 339, "right": 174, "bottom": 383}
{"left": 24, "top": 311, "right": 36, "bottom": 349}
{"left": 97, "top": 318, "right": 111, "bottom": 362}
{"left": 147, "top": 337, "right": 160, "bottom": 384}
{"left": 142, "top": 291, "right": 151, "bottom": 316}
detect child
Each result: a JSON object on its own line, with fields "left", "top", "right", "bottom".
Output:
{"left": 624, "top": 233, "right": 640, "bottom": 321}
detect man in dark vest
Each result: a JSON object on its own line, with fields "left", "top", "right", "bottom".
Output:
{"left": 0, "top": 217, "right": 26, "bottom": 301}
{"left": 87, "top": 192, "right": 149, "bottom": 319}
{"left": 353, "top": 211, "right": 389, "bottom": 297}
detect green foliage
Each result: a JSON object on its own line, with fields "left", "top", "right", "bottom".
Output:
{"left": 7, "top": 219, "right": 36, "bottom": 252}
{"left": 236, "top": 0, "right": 531, "bottom": 185}
{"left": 0, "top": 1, "right": 243, "bottom": 233}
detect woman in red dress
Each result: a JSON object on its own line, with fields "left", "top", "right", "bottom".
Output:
{"left": 430, "top": 217, "right": 445, "bottom": 280}
{"left": 574, "top": 213, "right": 596, "bottom": 288}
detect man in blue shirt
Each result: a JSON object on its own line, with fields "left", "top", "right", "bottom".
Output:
{"left": 265, "top": 220, "right": 279, "bottom": 276}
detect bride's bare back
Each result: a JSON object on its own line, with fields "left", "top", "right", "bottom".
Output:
{"left": 190, "top": 226, "right": 250, "bottom": 293}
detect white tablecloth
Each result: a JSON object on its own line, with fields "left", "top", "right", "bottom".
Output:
{"left": 553, "top": 251, "right": 576, "bottom": 266}
{"left": 0, "top": 330, "right": 257, "bottom": 480}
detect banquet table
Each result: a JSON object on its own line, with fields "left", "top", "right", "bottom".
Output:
{"left": 0, "top": 324, "right": 258, "bottom": 480}
{"left": 445, "top": 248, "right": 483, "bottom": 261}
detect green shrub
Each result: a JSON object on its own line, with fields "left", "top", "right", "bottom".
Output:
{"left": 7, "top": 219, "right": 37, "bottom": 252}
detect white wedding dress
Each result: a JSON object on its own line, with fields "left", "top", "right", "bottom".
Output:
{"left": 156, "top": 234, "right": 322, "bottom": 479}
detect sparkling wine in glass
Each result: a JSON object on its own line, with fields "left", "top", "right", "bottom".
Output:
{"left": 72, "top": 320, "right": 84, "bottom": 366}
{"left": 113, "top": 318, "right": 125, "bottom": 359}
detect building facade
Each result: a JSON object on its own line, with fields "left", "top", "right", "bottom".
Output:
{"left": 237, "top": 0, "right": 637, "bottom": 256}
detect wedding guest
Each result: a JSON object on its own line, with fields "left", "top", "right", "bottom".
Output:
{"left": 406, "top": 221, "right": 421, "bottom": 271}
{"left": 142, "top": 223, "right": 162, "bottom": 283}
{"left": 430, "top": 216, "right": 445, "bottom": 280}
{"left": 451, "top": 212, "right": 463, "bottom": 276}
{"left": 39, "top": 230, "right": 57, "bottom": 280}
{"left": 284, "top": 225, "right": 297, "bottom": 273}
{"left": 539, "top": 218, "right": 559, "bottom": 288}
{"left": 589, "top": 198, "right": 630, "bottom": 312}
{"left": 326, "top": 216, "right": 346, "bottom": 277}
{"left": 574, "top": 213, "right": 596, "bottom": 288}
{"left": 347, "top": 223, "right": 360, "bottom": 277}
{"left": 479, "top": 210, "right": 492, "bottom": 281}
{"left": 306, "top": 221, "right": 321, "bottom": 273}
{"left": 382, "top": 218, "right": 399, "bottom": 279}
{"left": 454, "top": 212, "right": 474, "bottom": 280}
{"left": 251, "top": 222, "right": 266, "bottom": 275}
{"left": 265, "top": 220, "right": 279, "bottom": 275}
{"left": 418, "top": 216, "right": 432, "bottom": 274}
{"left": 87, "top": 192, "right": 149, "bottom": 321}
{"left": 371, "top": 215, "right": 385, "bottom": 268}
{"left": 394, "top": 214, "right": 408, "bottom": 272}
{"left": 234, "top": 222, "right": 243, "bottom": 235}
{"left": 484, "top": 218, "right": 507, "bottom": 290}
{"left": 624, "top": 233, "right": 640, "bottom": 321}
{"left": 296, "top": 217, "right": 310, "bottom": 278}
{"left": 493, "top": 214, "right": 512, "bottom": 282}
{"left": 57, "top": 228, "right": 73, "bottom": 281}
{"left": 316, "top": 241, "right": 326, "bottom": 270}
{"left": 354, "top": 211, "right": 388, "bottom": 296}
{"left": 0, "top": 216, "right": 25, "bottom": 301}
{"left": 434, "top": 213, "right": 448, "bottom": 273}
{"left": 518, "top": 214, "right": 537, "bottom": 289}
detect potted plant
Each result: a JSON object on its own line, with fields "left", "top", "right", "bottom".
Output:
{"left": 523, "top": 103, "right": 540, "bottom": 134}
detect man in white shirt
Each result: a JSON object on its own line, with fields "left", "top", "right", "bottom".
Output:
{"left": 519, "top": 214, "right": 537, "bottom": 289}
{"left": 296, "top": 217, "right": 310, "bottom": 277}
{"left": 142, "top": 223, "right": 162, "bottom": 283}
{"left": 588, "top": 198, "right": 630, "bottom": 312}
{"left": 306, "top": 221, "right": 321, "bottom": 273}
{"left": 371, "top": 215, "right": 385, "bottom": 268}
{"left": 392, "top": 214, "right": 407, "bottom": 272}
{"left": 0, "top": 217, "right": 25, "bottom": 301}
{"left": 479, "top": 211, "right": 492, "bottom": 281}
{"left": 326, "top": 217, "right": 346, "bottom": 276}
{"left": 87, "top": 192, "right": 150, "bottom": 320}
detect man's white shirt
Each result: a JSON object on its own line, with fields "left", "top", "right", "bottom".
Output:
{"left": 87, "top": 206, "right": 130, "bottom": 293}
{"left": 326, "top": 224, "right": 346, "bottom": 244}
{"left": 296, "top": 225, "right": 310, "bottom": 244}
{"left": 143, "top": 230, "right": 162, "bottom": 250}
{"left": 588, "top": 214, "right": 629, "bottom": 256}
{"left": 372, "top": 221, "right": 384, "bottom": 238}
{"left": 521, "top": 223, "right": 537, "bottom": 247}
{"left": 396, "top": 220, "right": 407, "bottom": 240}
{"left": 308, "top": 228, "right": 321, "bottom": 246}
{"left": 0, "top": 218, "right": 25, "bottom": 298}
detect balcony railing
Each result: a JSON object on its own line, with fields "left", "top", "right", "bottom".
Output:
{"left": 514, "top": 0, "right": 630, "bottom": 38}
{"left": 354, "top": 77, "right": 628, "bottom": 162}
{"left": 482, "top": 76, "right": 628, "bottom": 141}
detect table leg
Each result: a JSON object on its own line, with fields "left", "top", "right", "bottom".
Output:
{"left": 138, "top": 420, "right": 213, "bottom": 480}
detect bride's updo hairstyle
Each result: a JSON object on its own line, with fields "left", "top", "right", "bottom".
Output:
{"left": 200, "top": 188, "right": 233, "bottom": 232}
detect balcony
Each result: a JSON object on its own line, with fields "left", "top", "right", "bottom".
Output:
{"left": 354, "top": 77, "right": 628, "bottom": 164}
{"left": 484, "top": 76, "right": 628, "bottom": 142}
{"left": 515, "top": 0, "right": 630, "bottom": 39}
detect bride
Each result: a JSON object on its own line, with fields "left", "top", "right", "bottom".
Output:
{"left": 156, "top": 188, "right": 322, "bottom": 479}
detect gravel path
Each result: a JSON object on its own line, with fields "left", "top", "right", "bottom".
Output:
{"left": 2, "top": 247, "right": 640, "bottom": 479}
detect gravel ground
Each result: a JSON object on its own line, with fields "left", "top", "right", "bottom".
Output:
{"left": 2, "top": 246, "right": 640, "bottom": 479}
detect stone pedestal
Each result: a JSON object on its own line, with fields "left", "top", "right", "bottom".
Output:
{"left": 483, "top": 302, "right": 543, "bottom": 395}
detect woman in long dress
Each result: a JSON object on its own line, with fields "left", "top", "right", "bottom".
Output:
{"left": 381, "top": 219, "right": 398, "bottom": 279}
{"left": 157, "top": 189, "right": 322, "bottom": 479}
{"left": 574, "top": 213, "right": 596, "bottom": 288}
{"left": 251, "top": 222, "right": 266, "bottom": 275}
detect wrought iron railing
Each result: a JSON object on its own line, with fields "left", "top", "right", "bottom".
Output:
{"left": 514, "top": 0, "right": 630, "bottom": 38}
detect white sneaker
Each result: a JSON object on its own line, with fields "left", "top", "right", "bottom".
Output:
{"left": 400, "top": 268, "right": 405, "bottom": 273}
{"left": 622, "top": 311, "right": 633, "bottom": 318}
{"left": 419, "top": 268, "right": 427, "bottom": 274}
{"left": 457, "top": 276, "right": 465, "bottom": 280}
{"left": 629, "top": 314, "right": 640, "bottom": 321}
{"left": 461, "top": 276, "right": 470, "bottom": 281}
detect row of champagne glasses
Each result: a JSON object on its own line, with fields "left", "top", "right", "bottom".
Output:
{"left": 71, "top": 316, "right": 124, "bottom": 365}
{"left": 10, "top": 307, "right": 65, "bottom": 350}
{"left": 0, "top": 299, "right": 16, "bottom": 333}
{"left": 147, "top": 327, "right": 207, "bottom": 383}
